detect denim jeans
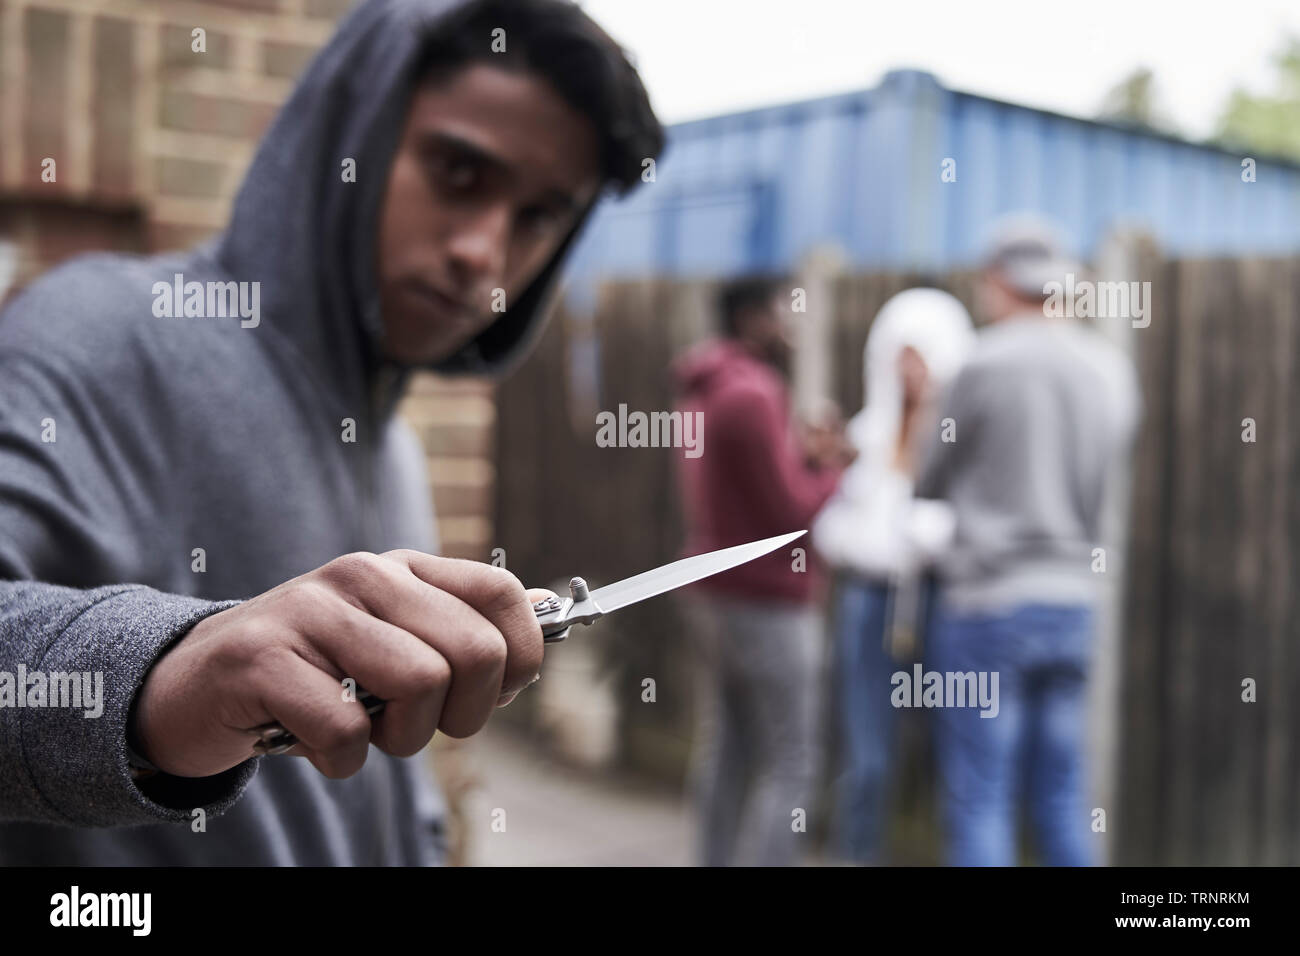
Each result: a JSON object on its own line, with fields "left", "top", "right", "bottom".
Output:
{"left": 829, "top": 578, "right": 899, "bottom": 862}
{"left": 929, "top": 602, "right": 1095, "bottom": 866}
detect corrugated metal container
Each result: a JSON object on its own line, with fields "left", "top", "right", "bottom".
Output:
{"left": 563, "top": 69, "right": 1300, "bottom": 301}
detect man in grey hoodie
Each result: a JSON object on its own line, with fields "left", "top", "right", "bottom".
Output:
{"left": 0, "top": 0, "right": 662, "bottom": 865}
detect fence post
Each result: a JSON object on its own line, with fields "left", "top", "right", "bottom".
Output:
{"left": 793, "top": 244, "right": 847, "bottom": 419}
{"left": 1091, "top": 227, "right": 1159, "bottom": 865}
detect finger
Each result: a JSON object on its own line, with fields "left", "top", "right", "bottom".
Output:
{"left": 289, "top": 590, "right": 453, "bottom": 756}
{"left": 250, "top": 652, "right": 372, "bottom": 778}
{"left": 289, "top": 585, "right": 453, "bottom": 706}
{"left": 384, "top": 553, "right": 546, "bottom": 697}
{"left": 354, "top": 555, "right": 511, "bottom": 737}
{"left": 315, "top": 555, "right": 507, "bottom": 736}
{"left": 364, "top": 636, "right": 451, "bottom": 758}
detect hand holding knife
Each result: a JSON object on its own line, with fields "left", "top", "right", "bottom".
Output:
{"left": 250, "top": 530, "right": 805, "bottom": 756}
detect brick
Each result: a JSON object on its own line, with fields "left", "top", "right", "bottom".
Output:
{"left": 438, "top": 514, "right": 492, "bottom": 537}
{"left": 305, "top": 0, "right": 358, "bottom": 20}
{"left": 23, "top": 8, "right": 70, "bottom": 194}
{"left": 437, "top": 539, "right": 486, "bottom": 562}
{"left": 148, "top": 221, "right": 219, "bottom": 254}
{"left": 261, "top": 39, "right": 318, "bottom": 80}
{"left": 200, "top": 0, "right": 280, "bottom": 12}
{"left": 426, "top": 457, "right": 492, "bottom": 484}
{"left": 156, "top": 156, "right": 230, "bottom": 199}
{"left": 424, "top": 375, "right": 495, "bottom": 398}
{"left": 161, "top": 23, "right": 233, "bottom": 70}
{"left": 23, "top": 203, "right": 146, "bottom": 271}
{"left": 0, "top": 6, "right": 12, "bottom": 193}
{"left": 407, "top": 372, "right": 496, "bottom": 399}
{"left": 159, "top": 89, "right": 278, "bottom": 140}
{"left": 416, "top": 421, "right": 492, "bottom": 458}
{"left": 93, "top": 17, "right": 135, "bottom": 199}
{"left": 429, "top": 482, "right": 491, "bottom": 517}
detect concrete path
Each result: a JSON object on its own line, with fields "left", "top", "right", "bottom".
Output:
{"left": 459, "top": 725, "right": 692, "bottom": 867}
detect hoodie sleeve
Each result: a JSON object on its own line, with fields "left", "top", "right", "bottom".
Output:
{"left": 710, "top": 381, "right": 841, "bottom": 535}
{"left": 0, "top": 349, "right": 259, "bottom": 827}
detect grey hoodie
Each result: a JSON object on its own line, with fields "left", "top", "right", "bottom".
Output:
{"left": 0, "top": 0, "right": 599, "bottom": 865}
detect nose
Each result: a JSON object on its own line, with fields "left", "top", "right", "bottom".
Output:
{"left": 445, "top": 201, "right": 511, "bottom": 288}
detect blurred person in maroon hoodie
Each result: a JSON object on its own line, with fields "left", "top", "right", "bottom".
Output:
{"left": 673, "top": 274, "right": 848, "bottom": 866}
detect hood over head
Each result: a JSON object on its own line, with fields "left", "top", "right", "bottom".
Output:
{"left": 848, "top": 287, "right": 975, "bottom": 456}
{"left": 212, "top": 0, "right": 629, "bottom": 408}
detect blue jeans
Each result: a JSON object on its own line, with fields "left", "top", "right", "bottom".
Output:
{"left": 929, "top": 602, "right": 1095, "bottom": 867}
{"left": 830, "top": 577, "right": 936, "bottom": 863}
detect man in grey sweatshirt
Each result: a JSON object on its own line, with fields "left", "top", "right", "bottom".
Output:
{"left": 0, "top": 0, "right": 661, "bottom": 865}
{"left": 915, "top": 217, "right": 1140, "bottom": 866}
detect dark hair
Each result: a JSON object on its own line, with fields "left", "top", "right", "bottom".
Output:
{"left": 415, "top": 0, "right": 664, "bottom": 198}
{"left": 716, "top": 274, "right": 787, "bottom": 337}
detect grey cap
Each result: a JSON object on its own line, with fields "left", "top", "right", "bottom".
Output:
{"left": 982, "top": 214, "right": 1082, "bottom": 299}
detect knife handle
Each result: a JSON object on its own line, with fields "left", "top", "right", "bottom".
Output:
{"left": 250, "top": 595, "right": 571, "bottom": 756}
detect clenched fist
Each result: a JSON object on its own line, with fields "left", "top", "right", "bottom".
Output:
{"left": 129, "top": 551, "right": 549, "bottom": 779}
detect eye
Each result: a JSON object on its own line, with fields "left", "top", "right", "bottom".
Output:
{"left": 518, "top": 204, "right": 565, "bottom": 234}
{"left": 443, "top": 158, "right": 478, "bottom": 190}
{"left": 426, "top": 151, "right": 481, "bottom": 193}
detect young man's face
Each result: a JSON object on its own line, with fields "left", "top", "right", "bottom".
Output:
{"left": 375, "top": 62, "right": 603, "bottom": 365}
{"left": 738, "top": 293, "right": 796, "bottom": 373}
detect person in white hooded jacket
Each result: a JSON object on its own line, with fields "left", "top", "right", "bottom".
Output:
{"left": 812, "top": 286, "right": 974, "bottom": 863}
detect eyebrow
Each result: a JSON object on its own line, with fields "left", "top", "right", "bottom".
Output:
{"left": 417, "top": 130, "right": 586, "bottom": 215}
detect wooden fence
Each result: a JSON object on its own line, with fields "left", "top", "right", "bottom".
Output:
{"left": 1116, "top": 255, "right": 1300, "bottom": 865}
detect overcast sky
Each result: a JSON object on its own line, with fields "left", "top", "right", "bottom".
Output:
{"left": 581, "top": 0, "right": 1299, "bottom": 140}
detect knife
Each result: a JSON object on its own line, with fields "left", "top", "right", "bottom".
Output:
{"left": 250, "top": 529, "right": 806, "bottom": 756}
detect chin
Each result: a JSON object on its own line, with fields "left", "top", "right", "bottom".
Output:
{"left": 388, "top": 332, "right": 476, "bottom": 367}
{"left": 389, "top": 346, "right": 449, "bottom": 367}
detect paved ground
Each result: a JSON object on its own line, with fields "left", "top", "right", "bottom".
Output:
{"left": 458, "top": 724, "right": 692, "bottom": 867}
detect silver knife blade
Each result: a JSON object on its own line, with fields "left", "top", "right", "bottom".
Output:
{"left": 588, "top": 529, "right": 806, "bottom": 614}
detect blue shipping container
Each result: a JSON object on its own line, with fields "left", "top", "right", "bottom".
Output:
{"left": 562, "top": 69, "right": 1300, "bottom": 308}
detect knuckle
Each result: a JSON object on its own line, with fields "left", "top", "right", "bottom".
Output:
{"left": 404, "top": 655, "right": 452, "bottom": 696}
{"left": 457, "top": 621, "right": 507, "bottom": 674}
{"left": 321, "top": 551, "right": 381, "bottom": 586}
{"left": 475, "top": 564, "right": 527, "bottom": 613}
{"left": 284, "top": 579, "right": 335, "bottom": 615}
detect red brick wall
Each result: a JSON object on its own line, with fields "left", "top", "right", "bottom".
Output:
{"left": 0, "top": 0, "right": 495, "bottom": 560}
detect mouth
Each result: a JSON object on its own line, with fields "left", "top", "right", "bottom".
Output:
{"left": 407, "top": 281, "right": 476, "bottom": 326}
